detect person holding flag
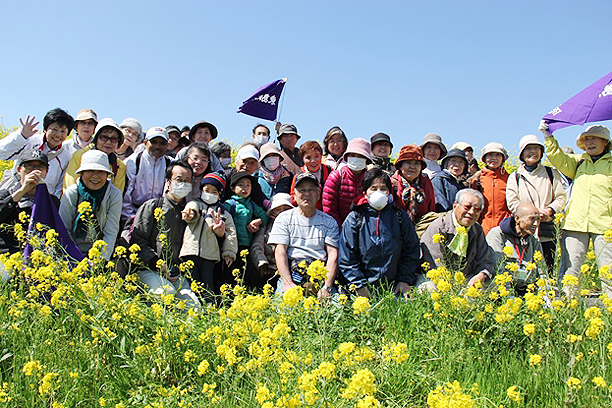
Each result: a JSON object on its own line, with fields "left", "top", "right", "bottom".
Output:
{"left": 539, "top": 121, "right": 612, "bottom": 297}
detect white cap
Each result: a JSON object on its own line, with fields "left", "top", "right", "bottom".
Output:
{"left": 145, "top": 127, "right": 169, "bottom": 141}
{"left": 237, "top": 145, "right": 260, "bottom": 161}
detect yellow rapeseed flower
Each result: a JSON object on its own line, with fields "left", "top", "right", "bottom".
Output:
{"left": 353, "top": 296, "right": 371, "bottom": 315}
{"left": 529, "top": 354, "right": 542, "bottom": 366}
{"left": 503, "top": 246, "right": 514, "bottom": 257}
{"left": 432, "top": 233, "right": 445, "bottom": 243}
{"left": 593, "top": 376, "right": 607, "bottom": 388}
{"left": 566, "top": 377, "right": 582, "bottom": 390}
{"left": 506, "top": 386, "right": 521, "bottom": 403}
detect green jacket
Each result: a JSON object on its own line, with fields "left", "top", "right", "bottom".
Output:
{"left": 545, "top": 136, "right": 612, "bottom": 234}
{"left": 222, "top": 195, "right": 268, "bottom": 246}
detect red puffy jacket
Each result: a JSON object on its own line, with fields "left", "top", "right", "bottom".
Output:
{"left": 322, "top": 166, "right": 365, "bottom": 226}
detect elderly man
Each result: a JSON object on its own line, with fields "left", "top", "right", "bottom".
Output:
{"left": 0, "top": 109, "right": 75, "bottom": 198}
{"left": 268, "top": 172, "right": 339, "bottom": 298}
{"left": 486, "top": 202, "right": 544, "bottom": 294}
{"left": 123, "top": 127, "right": 170, "bottom": 217}
{"left": 421, "top": 189, "right": 494, "bottom": 287}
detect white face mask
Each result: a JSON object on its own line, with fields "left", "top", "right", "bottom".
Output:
{"left": 254, "top": 135, "right": 269, "bottom": 147}
{"left": 368, "top": 190, "right": 390, "bottom": 211}
{"left": 171, "top": 181, "right": 191, "bottom": 199}
{"left": 346, "top": 156, "right": 367, "bottom": 171}
{"left": 201, "top": 191, "right": 219, "bottom": 205}
{"left": 220, "top": 157, "right": 232, "bottom": 168}
{"left": 263, "top": 156, "right": 280, "bottom": 171}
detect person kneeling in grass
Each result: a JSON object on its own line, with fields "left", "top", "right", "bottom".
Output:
{"left": 486, "top": 202, "right": 545, "bottom": 296}
{"left": 421, "top": 189, "right": 495, "bottom": 288}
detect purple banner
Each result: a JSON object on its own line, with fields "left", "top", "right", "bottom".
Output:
{"left": 24, "top": 184, "right": 84, "bottom": 262}
{"left": 542, "top": 71, "right": 612, "bottom": 132}
{"left": 237, "top": 78, "right": 286, "bottom": 121}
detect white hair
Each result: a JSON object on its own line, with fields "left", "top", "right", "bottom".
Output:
{"left": 455, "top": 188, "right": 484, "bottom": 208}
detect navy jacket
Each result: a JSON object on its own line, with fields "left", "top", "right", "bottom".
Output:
{"left": 339, "top": 199, "right": 421, "bottom": 288}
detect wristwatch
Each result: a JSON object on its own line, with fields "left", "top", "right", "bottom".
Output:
{"left": 322, "top": 286, "right": 333, "bottom": 293}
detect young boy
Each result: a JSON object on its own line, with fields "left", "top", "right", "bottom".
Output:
{"left": 223, "top": 171, "right": 268, "bottom": 289}
{"left": 181, "top": 172, "right": 237, "bottom": 300}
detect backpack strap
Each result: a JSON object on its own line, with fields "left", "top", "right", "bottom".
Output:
{"left": 229, "top": 198, "right": 237, "bottom": 219}
{"left": 544, "top": 166, "right": 554, "bottom": 183}
{"left": 135, "top": 152, "right": 143, "bottom": 175}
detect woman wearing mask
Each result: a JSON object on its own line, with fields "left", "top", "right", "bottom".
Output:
{"left": 257, "top": 143, "right": 293, "bottom": 199}
{"left": 60, "top": 150, "right": 122, "bottom": 260}
{"left": 322, "top": 138, "right": 372, "bottom": 226}
{"left": 390, "top": 145, "right": 435, "bottom": 222}
{"left": 338, "top": 168, "right": 421, "bottom": 298}
{"left": 431, "top": 148, "right": 468, "bottom": 212}
{"left": 323, "top": 127, "right": 348, "bottom": 170}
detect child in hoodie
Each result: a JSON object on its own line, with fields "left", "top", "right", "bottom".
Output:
{"left": 181, "top": 172, "right": 237, "bottom": 300}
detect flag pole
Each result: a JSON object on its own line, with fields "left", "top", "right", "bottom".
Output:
{"left": 275, "top": 78, "right": 288, "bottom": 136}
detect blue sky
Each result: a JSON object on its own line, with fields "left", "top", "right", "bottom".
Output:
{"left": 2, "top": 1, "right": 612, "bottom": 158}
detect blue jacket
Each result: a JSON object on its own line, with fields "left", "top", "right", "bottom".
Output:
{"left": 338, "top": 200, "right": 421, "bottom": 288}
{"left": 432, "top": 170, "right": 465, "bottom": 212}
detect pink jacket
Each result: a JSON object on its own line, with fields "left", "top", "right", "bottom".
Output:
{"left": 322, "top": 166, "right": 365, "bottom": 226}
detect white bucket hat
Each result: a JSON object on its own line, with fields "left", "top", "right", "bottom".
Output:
{"left": 576, "top": 125, "right": 611, "bottom": 151}
{"left": 76, "top": 150, "right": 113, "bottom": 175}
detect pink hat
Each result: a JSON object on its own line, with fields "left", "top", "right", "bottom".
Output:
{"left": 343, "top": 138, "right": 372, "bottom": 162}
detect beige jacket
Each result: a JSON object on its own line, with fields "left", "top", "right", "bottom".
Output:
{"left": 180, "top": 200, "right": 238, "bottom": 262}
{"left": 506, "top": 163, "right": 566, "bottom": 215}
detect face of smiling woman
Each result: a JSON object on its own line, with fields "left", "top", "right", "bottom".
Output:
{"left": 80, "top": 170, "right": 110, "bottom": 191}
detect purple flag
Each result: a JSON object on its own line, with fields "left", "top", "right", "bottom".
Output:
{"left": 24, "top": 184, "right": 84, "bottom": 262}
{"left": 237, "top": 78, "right": 287, "bottom": 121}
{"left": 542, "top": 71, "right": 612, "bottom": 132}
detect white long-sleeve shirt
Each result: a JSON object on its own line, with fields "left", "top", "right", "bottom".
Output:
{"left": 122, "top": 149, "right": 169, "bottom": 217}
{"left": 0, "top": 129, "right": 72, "bottom": 198}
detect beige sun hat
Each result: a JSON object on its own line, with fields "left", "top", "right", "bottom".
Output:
{"left": 266, "top": 192, "right": 294, "bottom": 216}
{"left": 75, "top": 108, "right": 97, "bottom": 122}
{"left": 259, "top": 142, "right": 284, "bottom": 162}
{"left": 76, "top": 150, "right": 113, "bottom": 175}
{"left": 576, "top": 125, "right": 611, "bottom": 150}
{"left": 481, "top": 142, "right": 508, "bottom": 161}
{"left": 451, "top": 141, "right": 472, "bottom": 152}
{"left": 519, "top": 135, "right": 545, "bottom": 159}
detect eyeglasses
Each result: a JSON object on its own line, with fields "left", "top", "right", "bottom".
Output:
{"left": 23, "top": 163, "right": 47, "bottom": 171}
{"left": 98, "top": 135, "right": 120, "bottom": 144}
{"left": 189, "top": 156, "right": 209, "bottom": 163}
{"left": 459, "top": 203, "right": 482, "bottom": 213}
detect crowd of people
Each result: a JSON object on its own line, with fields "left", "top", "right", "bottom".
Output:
{"left": 1, "top": 107, "right": 611, "bottom": 304}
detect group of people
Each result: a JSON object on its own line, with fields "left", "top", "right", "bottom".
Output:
{"left": 1, "top": 107, "right": 610, "bottom": 304}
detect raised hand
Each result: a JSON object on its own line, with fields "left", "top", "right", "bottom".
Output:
{"left": 211, "top": 208, "right": 226, "bottom": 237}
{"left": 181, "top": 208, "right": 196, "bottom": 221}
{"left": 20, "top": 116, "right": 39, "bottom": 139}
